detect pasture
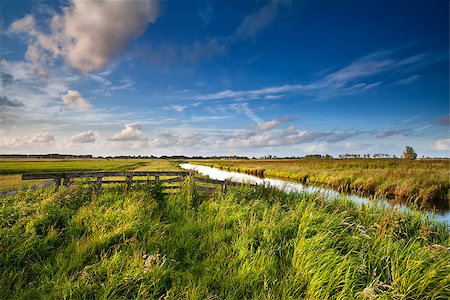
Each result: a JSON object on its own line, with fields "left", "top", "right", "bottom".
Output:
{"left": 0, "top": 159, "right": 180, "bottom": 192}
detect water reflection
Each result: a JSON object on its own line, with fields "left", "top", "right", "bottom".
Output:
{"left": 180, "top": 163, "right": 449, "bottom": 225}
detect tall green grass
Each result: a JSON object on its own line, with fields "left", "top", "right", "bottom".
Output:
{"left": 192, "top": 159, "right": 450, "bottom": 210}
{"left": 1, "top": 182, "right": 449, "bottom": 299}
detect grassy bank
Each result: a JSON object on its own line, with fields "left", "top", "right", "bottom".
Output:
{"left": 0, "top": 159, "right": 180, "bottom": 192}
{"left": 1, "top": 182, "right": 448, "bottom": 299}
{"left": 191, "top": 159, "right": 450, "bottom": 210}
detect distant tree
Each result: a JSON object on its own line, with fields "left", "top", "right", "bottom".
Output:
{"left": 402, "top": 146, "right": 417, "bottom": 160}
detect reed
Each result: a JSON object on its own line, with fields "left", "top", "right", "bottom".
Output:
{"left": 1, "top": 182, "right": 448, "bottom": 299}
{"left": 194, "top": 159, "right": 450, "bottom": 209}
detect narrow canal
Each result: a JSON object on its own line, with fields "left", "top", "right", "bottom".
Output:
{"left": 180, "top": 163, "right": 450, "bottom": 225}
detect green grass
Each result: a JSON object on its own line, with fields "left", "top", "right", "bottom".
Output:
{"left": 0, "top": 159, "right": 181, "bottom": 192}
{"left": 190, "top": 159, "right": 450, "bottom": 210}
{"left": 0, "top": 158, "right": 149, "bottom": 174}
{"left": 1, "top": 182, "right": 448, "bottom": 299}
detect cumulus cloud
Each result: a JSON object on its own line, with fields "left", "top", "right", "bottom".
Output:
{"left": 9, "top": 15, "right": 37, "bottom": 35}
{"left": 69, "top": 130, "right": 96, "bottom": 143}
{"left": 149, "top": 132, "right": 203, "bottom": 148}
{"left": 434, "top": 139, "right": 450, "bottom": 151}
{"left": 61, "top": 90, "right": 91, "bottom": 111}
{"left": 30, "top": 133, "right": 55, "bottom": 144}
{"left": 0, "top": 132, "right": 55, "bottom": 148}
{"left": 109, "top": 124, "right": 143, "bottom": 141}
{"left": 10, "top": 0, "right": 160, "bottom": 73}
{"left": 0, "top": 96, "right": 24, "bottom": 107}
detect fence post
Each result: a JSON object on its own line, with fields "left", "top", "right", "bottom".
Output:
{"left": 53, "top": 177, "right": 61, "bottom": 188}
{"left": 96, "top": 176, "right": 102, "bottom": 189}
{"left": 155, "top": 175, "right": 160, "bottom": 183}
{"left": 63, "top": 176, "right": 70, "bottom": 187}
{"left": 126, "top": 175, "right": 132, "bottom": 189}
{"left": 222, "top": 180, "right": 228, "bottom": 194}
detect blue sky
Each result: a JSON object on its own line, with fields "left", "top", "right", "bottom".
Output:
{"left": 0, "top": 0, "right": 448, "bottom": 157}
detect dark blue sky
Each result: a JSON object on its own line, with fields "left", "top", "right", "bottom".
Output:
{"left": 0, "top": 0, "right": 448, "bottom": 156}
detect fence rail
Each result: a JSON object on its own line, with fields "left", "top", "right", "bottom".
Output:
{"left": 21, "top": 171, "right": 251, "bottom": 192}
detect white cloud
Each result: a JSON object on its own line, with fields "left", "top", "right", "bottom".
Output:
{"left": 393, "top": 75, "right": 420, "bottom": 85}
{"left": 69, "top": 130, "right": 95, "bottom": 143}
{"left": 2, "top": 132, "right": 56, "bottom": 148}
{"left": 61, "top": 89, "right": 91, "bottom": 111}
{"left": 30, "top": 132, "right": 55, "bottom": 144}
{"left": 10, "top": 0, "right": 160, "bottom": 73}
{"left": 232, "top": 102, "right": 263, "bottom": 124}
{"left": 165, "top": 104, "right": 187, "bottom": 112}
{"left": 256, "top": 120, "right": 280, "bottom": 131}
{"left": 434, "top": 139, "right": 450, "bottom": 151}
{"left": 193, "top": 50, "right": 434, "bottom": 102}
{"left": 9, "top": 15, "right": 37, "bottom": 35}
{"left": 232, "top": 0, "right": 290, "bottom": 41}
{"left": 109, "top": 124, "right": 143, "bottom": 141}
{"left": 149, "top": 132, "right": 203, "bottom": 148}
{"left": 256, "top": 117, "right": 291, "bottom": 131}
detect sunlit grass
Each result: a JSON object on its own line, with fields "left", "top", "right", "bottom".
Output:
{"left": 1, "top": 182, "right": 448, "bottom": 299}
{"left": 191, "top": 159, "right": 450, "bottom": 209}
{"left": 0, "top": 159, "right": 182, "bottom": 193}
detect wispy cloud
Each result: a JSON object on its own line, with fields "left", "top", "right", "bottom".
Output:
{"left": 192, "top": 50, "right": 438, "bottom": 102}
{"left": 375, "top": 129, "right": 413, "bottom": 138}
{"left": 432, "top": 115, "right": 450, "bottom": 127}
{"left": 165, "top": 104, "right": 188, "bottom": 112}
{"left": 127, "top": 0, "right": 293, "bottom": 65}
{"left": 392, "top": 75, "right": 420, "bottom": 85}
{"left": 198, "top": 1, "right": 214, "bottom": 25}
{"left": 109, "top": 79, "right": 134, "bottom": 91}
{"left": 0, "top": 96, "right": 24, "bottom": 107}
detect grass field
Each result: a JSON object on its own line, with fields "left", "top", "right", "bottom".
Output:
{"left": 0, "top": 159, "right": 181, "bottom": 192}
{"left": 1, "top": 182, "right": 449, "bottom": 299}
{"left": 191, "top": 159, "right": 450, "bottom": 210}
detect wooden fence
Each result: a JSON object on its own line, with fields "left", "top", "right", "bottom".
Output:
{"left": 21, "top": 171, "right": 248, "bottom": 193}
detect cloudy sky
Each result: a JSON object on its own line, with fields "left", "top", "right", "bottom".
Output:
{"left": 0, "top": 0, "right": 448, "bottom": 157}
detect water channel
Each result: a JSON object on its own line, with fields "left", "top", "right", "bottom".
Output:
{"left": 180, "top": 163, "right": 450, "bottom": 225}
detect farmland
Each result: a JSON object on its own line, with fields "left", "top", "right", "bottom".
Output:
{"left": 190, "top": 159, "right": 450, "bottom": 210}
{"left": 1, "top": 182, "right": 449, "bottom": 299}
{"left": 0, "top": 159, "right": 180, "bottom": 192}
{"left": 1, "top": 158, "right": 449, "bottom": 298}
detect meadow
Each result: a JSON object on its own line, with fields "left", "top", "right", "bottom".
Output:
{"left": 191, "top": 159, "right": 450, "bottom": 210}
{"left": 1, "top": 182, "right": 449, "bottom": 299}
{"left": 0, "top": 159, "right": 179, "bottom": 192}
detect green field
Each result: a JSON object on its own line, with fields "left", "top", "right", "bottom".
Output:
{"left": 1, "top": 182, "right": 449, "bottom": 299}
{"left": 0, "top": 159, "right": 181, "bottom": 192}
{"left": 191, "top": 159, "right": 450, "bottom": 210}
